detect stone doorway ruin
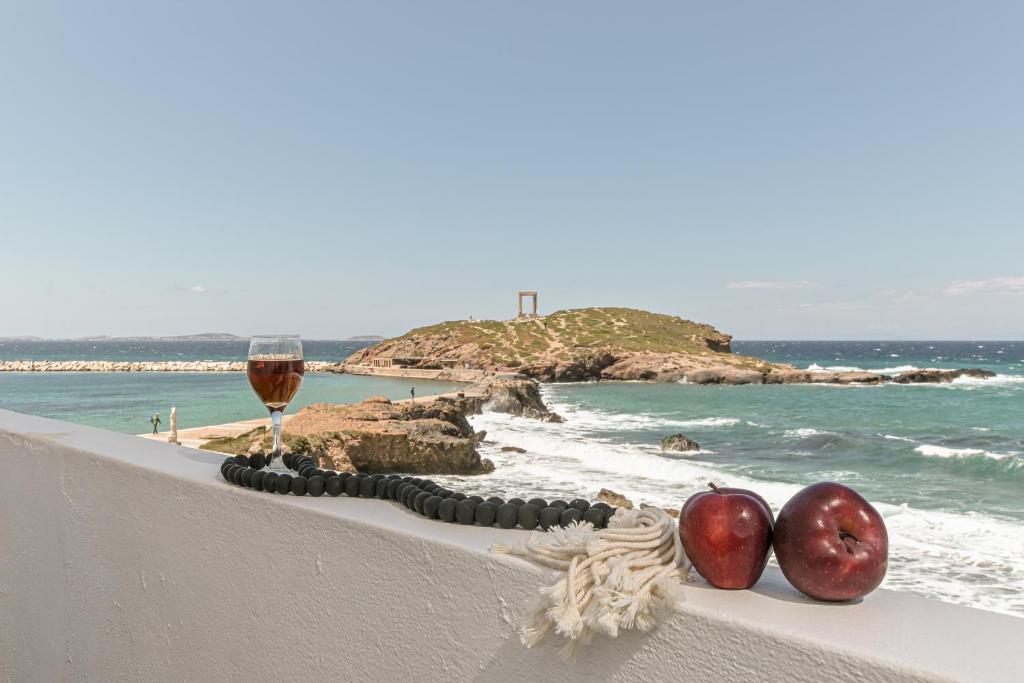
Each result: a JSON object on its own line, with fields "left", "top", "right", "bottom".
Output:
{"left": 517, "top": 291, "right": 538, "bottom": 318}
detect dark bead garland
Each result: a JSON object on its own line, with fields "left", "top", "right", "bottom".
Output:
{"left": 218, "top": 453, "right": 617, "bottom": 532}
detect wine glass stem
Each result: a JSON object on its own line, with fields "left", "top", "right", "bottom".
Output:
{"left": 269, "top": 410, "right": 284, "bottom": 469}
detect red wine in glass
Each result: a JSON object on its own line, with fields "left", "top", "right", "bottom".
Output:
{"left": 247, "top": 336, "right": 304, "bottom": 469}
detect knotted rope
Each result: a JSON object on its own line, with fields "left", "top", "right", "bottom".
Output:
{"left": 493, "top": 506, "right": 690, "bottom": 659}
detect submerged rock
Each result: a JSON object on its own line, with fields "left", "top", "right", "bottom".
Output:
{"left": 661, "top": 434, "right": 700, "bottom": 452}
{"left": 892, "top": 368, "right": 996, "bottom": 384}
{"left": 500, "top": 446, "right": 527, "bottom": 453}
{"left": 597, "top": 488, "right": 635, "bottom": 510}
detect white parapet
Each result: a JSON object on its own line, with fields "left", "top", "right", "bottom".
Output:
{"left": 1, "top": 408, "right": 1021, "bottom": 682}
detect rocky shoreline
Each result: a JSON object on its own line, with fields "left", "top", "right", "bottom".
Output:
{"left": 0, "top": 360, "right": 345, "bottom": 372}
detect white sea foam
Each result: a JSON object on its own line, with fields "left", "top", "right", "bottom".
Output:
{"left": 784, "top": 428, "right": 836, "bottom": 438}
{"left": 950, "top": 373, "right": 1024, "bottom": 388}
{"left": 914, "top": 444, "right": 1015, "bottom": 461}
{"left": 883, "top": 434, "right": 918, "bottom": 443}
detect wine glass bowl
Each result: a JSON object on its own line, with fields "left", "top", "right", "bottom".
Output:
{"left": 247, "top": 335, "right": 304, "bottom": 469}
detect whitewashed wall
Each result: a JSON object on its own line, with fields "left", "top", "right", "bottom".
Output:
{"left": 1, "top": 409, "right": 1021, "bottom": 682}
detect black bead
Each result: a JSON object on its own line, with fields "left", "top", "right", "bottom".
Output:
{"left": 240, "top": 468, "right": 254, "bottom": 487}
{"left": 354, "top": 472, "right": 369, "bottom": 480}
{"left": 358, "top": 477, "right": 377, "bottom": 498}
{"left": 437, "top": 490, "right": 453, "bottom": 499}
{"left": 310, "top": 469, "right": 326, "bottom": 479}
{"left": 223, "top": 464, "right": 238, "bottom": 482}
{"left": 467, "top": 495, "right": 485, "bottom": 505}
{"left": 307, "top": 476, "right": 326, "bottom": 497}
{"left": 375, "top": 478, "right": 390, "bottom": 498}
{"left": 236, "top": 455, "right": 250, "bottom": 467}
{"left": 560, "top": 508, "right": 583, "bottom": 527}
{"left": 414, "top": 491, "right": 432, "bottom": 514}
{"left": 438, "top": 497, "right": 458, "bottom": 522}
{"left": 325, "top": 476, "right": 343, "bottom": 497}
{"left": 496, "top": 503, "right": 518, "bottom": 529}
{"left": 396, "top": 482, "right": 415, "bottom": 501}
{"left": 290, "top": 476, "right": 308, "bottom": 496}
{"left": 251, "top": 470, "right": 266, "bottom": 491}
{"left": 591, "top": 502, "right": 612, "bottom": 513}
{"left": 344, "top": 476, "right": 362, "bottom": 497}
{"left": 486, "top": 497, "right": 505, "bottom": 506}
{"left": 456, "top": 499, "right": 477, "bottom": 525}
{"left": 507, "top": 498, "right": 526, "bottom": 508}
{"left": 449, "top": 492, "right": 467, "bottom": 502}
{"left": 604, "top": 507, "right": 618, "bottom": 525}
{"left": 401, "top": 476, "right": 412, "bottom": 482}
{"left": 282, "top": 453, "right": 294, "bottom": 468}
{"left": 386, "top": 479, "right": 403, "bottom": 500}
{"left": 423, "top": 496, "right": 443, "bottom": 519}
{"left": 231, "top": 466, "right": 245, "bottom": 485}
{"left": 405, "top": 487, "right": 423, "bottom": 509}
{"left": 527, "top": 498, "right": 547, "bottom": 509}
{"left": 250, "top": 453, "right": 266, "bottom": 470}
{"left": 299, "top": 465, "right": 317, "bottom": 478}
{"left": 538, "top": 507, "right": 562, "bottom": 530}
{"left": 550, "top": 500, "right": 569, "bottom": 512}
{"left": 339, "top": 471, "right": 353, "bottom": 481}
{"left": 275, "top": 474, "right": 292, "bottom": 495}
{"left": 409, "top": 478, "right": 424, "bottom": 487}
{"left": 583, "top": 507, "right": 606, "bottom": 528}
{"left": 262, "top": 472, "right": 279, "bottom": 492}
{"left": 569, "top": 499, "right": 590, "bottom": 513}
{"left": 517, "top": 504, "right": 540, "bottom": 530}
{"left": 420, "top": 480, "right": 437, "bottom": 490}
{"left": 475, "top": 502, "right": 498, "bottom": 527}
{"left": 220, "top": 461, "right": 232, "bottom": 477}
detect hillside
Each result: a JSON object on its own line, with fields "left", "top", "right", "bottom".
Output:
{"left": 345, "top": 307, "right": 784, "bottom": 382}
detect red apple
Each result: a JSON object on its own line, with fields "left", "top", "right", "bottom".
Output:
{"left": 680, "top": 482, "right": 773, "bottom": 589}
{"left": 773, "top": 482, "right": 888, "bottom": 601}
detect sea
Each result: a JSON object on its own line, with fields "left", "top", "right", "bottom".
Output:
{"left": 1, "top": 339, "right": 1022, "bottom": 617}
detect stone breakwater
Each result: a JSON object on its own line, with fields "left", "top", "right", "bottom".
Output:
{"left": 0, "top": 360, "right": 345, "bottom": 372}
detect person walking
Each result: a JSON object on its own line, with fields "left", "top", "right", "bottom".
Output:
{"left": 150, "top": 413, "right": 161, "bottom": 434}
{"left": 410, "top": 387, "right": 415, "bottom": 402}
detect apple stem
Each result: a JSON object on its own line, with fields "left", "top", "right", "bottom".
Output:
{"left": 708, "top": 482, "right": 723, "bottom": 494}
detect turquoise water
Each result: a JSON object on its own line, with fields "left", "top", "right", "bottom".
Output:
{"left": 1, "top": 340, "right": 1022, "bottom": 615}
{"left": 0, "top": 372, "right": 466, "bottom": 434}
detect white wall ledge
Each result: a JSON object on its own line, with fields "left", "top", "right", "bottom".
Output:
{"left": 2, "top": 408, "right": 1022, "bottom": 682}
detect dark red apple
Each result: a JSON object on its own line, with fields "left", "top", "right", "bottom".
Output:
{"left": 680, "top": 483, "right": 773, "bottom": 589}
{"left": 773, "top": 482, "right": 888, "bottom": 601}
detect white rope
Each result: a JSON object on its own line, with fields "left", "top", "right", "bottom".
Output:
{"left": 492, "top": 506, "right": 690, "bottom": 659}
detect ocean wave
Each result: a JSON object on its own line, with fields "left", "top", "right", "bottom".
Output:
{"left": 465, "top": 394, "right": 1024, "bottom": 617}
{"left": 784, "top": 427, "right": 836, "bottom": 438}
{"left": 541, "top": 396, "right": 741, "bottom": 433}
{"left": 883, "top": 434, "right": 918, "bottom": 443}
{"left": 950, "top": 373, "right": 1024, "bottom": 388}
{"left": 914, "top": 444, "right": 1018, "bottom": 461}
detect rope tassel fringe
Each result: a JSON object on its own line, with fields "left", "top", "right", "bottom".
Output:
{"left": 493, "top": 507, "right": 690, "bottom": 658}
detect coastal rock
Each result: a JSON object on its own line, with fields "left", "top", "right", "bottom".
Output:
{"left": 500, "top": 446, "right": 527, "bottom": 453}
{"left": 660, "top": 434, "right": 700, "bottom": 452}
{"left": 596, "top": 488, "right": 634, "bottom": 510}
{"left": 257, "top": 398, "right": 492, "bottom": 475}
{"left": 481, "top": 377, "right": 564, "bottom": 422}
{"left": 892, "top": 368, "right": 996, "bottom": 384}
{"left": 683, "top": 367, "right": 766, "bottom": 385}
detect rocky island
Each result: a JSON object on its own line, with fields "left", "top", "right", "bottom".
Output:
{"left": 345, "top": 307, "right": 994, "bottom": 385}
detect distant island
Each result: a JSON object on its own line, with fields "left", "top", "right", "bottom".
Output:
{"left": 346, "top": 307, "right": 995, "bottom": 385}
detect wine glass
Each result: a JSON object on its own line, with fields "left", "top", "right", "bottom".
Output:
{"left": 247, "top": 335, "right": 304, "bottom": 470}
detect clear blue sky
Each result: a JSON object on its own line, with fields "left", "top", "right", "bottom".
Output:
{"left": 2, "top": 1, "right": 1022, "bottom": 339}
